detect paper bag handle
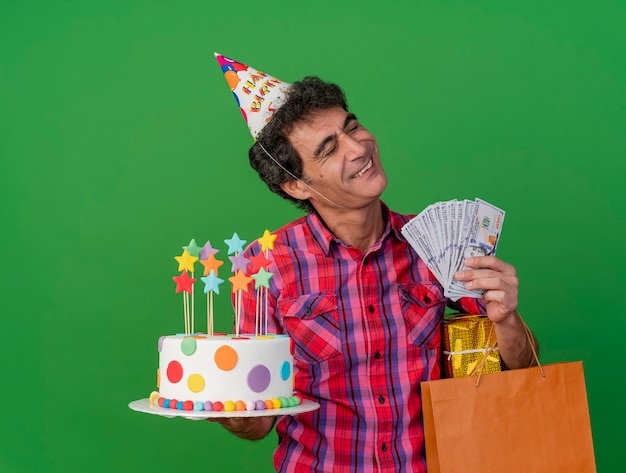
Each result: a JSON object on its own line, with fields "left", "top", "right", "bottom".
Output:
{"left": 475, "top": 318, "right": 543, "bottom": 387}
{"left": 523, "top": 321, "right": 543, "bottom": 375}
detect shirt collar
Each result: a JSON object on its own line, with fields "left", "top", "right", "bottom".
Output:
{"left": 305, "top": 201, "right": 406, "bottom": 256}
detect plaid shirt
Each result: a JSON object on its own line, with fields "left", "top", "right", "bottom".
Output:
{"left": 239, "top": 202, "right": 484, "bottom": 472}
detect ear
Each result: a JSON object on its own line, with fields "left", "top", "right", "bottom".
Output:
{"left": 280, "top": 179, "right": 313, "bottom": 201}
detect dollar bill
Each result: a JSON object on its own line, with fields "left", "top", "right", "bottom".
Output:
{"left": 446, "top": 198, "right": 505, "bottom": 299}
{"left": 401, "top": 198, "right": 506, "bottom": 301}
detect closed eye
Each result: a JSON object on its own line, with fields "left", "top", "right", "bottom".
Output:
{"left": 345, "top": 115, "right": 360, "bottom": 134}
{"left": 314, "top": 113, "right": 361, "bottom": 159}
{"left": 345, "top": 114, "right": 360, "bottom": 133}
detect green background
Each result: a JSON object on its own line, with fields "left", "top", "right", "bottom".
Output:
{"left": 1, "top": 1, "right": 623, "bottom": 471}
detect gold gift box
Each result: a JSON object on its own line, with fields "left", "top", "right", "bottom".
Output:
{"left": 442, "top": 314, "right": 501, "bottom": 378}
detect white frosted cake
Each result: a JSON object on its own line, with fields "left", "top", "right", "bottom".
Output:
{"left": 151, "top": 333, "right": 299, "bottom": 412}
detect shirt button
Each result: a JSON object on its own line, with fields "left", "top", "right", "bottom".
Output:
{"left": 381, "top": 443, "right": 388, "bottom": 452}
{"left": 378, "top": 395, "right": 385, "bottom": 404}
{"left": 424, "top": 296, "right": 431, "bottom": 304}
{"left": 368, "top": 305, "right": 375, "bottom": 313}
{"left": 374, "top": 351, "right": 381, "bottom": 359}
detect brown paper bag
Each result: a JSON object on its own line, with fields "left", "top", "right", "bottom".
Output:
{"left": 421, "top": 361, "right": 596, "bottom": 472}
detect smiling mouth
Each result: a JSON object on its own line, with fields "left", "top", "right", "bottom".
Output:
{"left": 351, "top": 159, "right": 373, "bottom": 178}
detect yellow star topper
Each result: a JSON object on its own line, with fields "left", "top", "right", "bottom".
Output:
{"left": 258, "top": 229, "right": 277, "bottom": 252}
{"left": 175, "top": 249, "right": 198, "bottom": 273}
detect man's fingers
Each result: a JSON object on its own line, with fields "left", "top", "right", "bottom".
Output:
{"left": 463, "top": 255, "right": 516, "bottom": 274}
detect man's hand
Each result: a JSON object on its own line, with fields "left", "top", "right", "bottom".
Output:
{"left": 454, "top": 255, "right": 519, "bottom": 324}
{"left": 454, "top": 255, "right": 536, "bottom": 369}
{"left": 208, "top": 415, "right": 276, "bottom": 441}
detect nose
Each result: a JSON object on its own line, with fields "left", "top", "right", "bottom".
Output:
{"left": 338, "top": 132, "right": 367, "bottom": 161}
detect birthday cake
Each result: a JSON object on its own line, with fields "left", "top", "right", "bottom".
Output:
{"left": 148, "top": 232, "right": 300, "bottom": 414}
{"left": 153, "top": 333, "right": 297, "bottom": 412}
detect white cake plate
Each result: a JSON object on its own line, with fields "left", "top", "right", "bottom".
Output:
{"left": 129, "top": 398, "right": 320, "bottom": 420}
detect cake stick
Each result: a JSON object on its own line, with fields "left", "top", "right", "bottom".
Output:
{"left": 209, "top": 291, "right": 214, "bottom": 336}
{"left": 224, "top": 233, "right": 249, "bottom": 337}
{"left": 256, "top": 230, "right": 277, "bottom": 336}
{"left": 200, "top": 240, "right": 221, "bottom": 337}
{"left": 201, "top": 269, "right": 223, "bottom": 337}
{"left": 265, "top": 250, "right": 268, "bottom": 336}
{"left": 175, "top": 249, "right": 198, "bottom": 335}
{"left": 237, "top": 290, "right": 242, "bottom": 337}
{"left": 207, "top": 292, "right": 211, "bottom": 336}
{"left": 251, "top": 266, "right": 273, "bottom": 336}
{"left": 264, "top": 286, "right": 269, "bottom": 335}
{"left": 184, "top": 292, "right": 189, "bottom": 335}
{"left": 191, "top": 272, "right": 195, "bottom": 334}
{"left": 254, "top": 289, "right": 261, "bottom": 335}
{"left": 228, "top": 269, "right": 253, "bottom": 337}
{"left": 173, "top": 269, "right": 196, "bottom": 335}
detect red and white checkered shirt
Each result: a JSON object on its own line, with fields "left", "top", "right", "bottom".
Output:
{"left": 239, "top": 202, "right": 484, "bottom": 472}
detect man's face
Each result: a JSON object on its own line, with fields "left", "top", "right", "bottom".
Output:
{"left": 286, "top": 106, "right": 388, "bottom": 211}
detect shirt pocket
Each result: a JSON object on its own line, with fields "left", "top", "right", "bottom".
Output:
{"left": 399, "top": 282, "right": 445, "bottom": 349}
{"left": 279, "top": 293, "right": 342, "bottom": 364}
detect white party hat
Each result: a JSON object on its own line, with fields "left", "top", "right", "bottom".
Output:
{"left": 214, "top": 52, "right": 292, "bottom": 141}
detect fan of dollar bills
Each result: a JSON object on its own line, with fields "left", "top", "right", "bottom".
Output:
{"left": 400, "top": 198, "right": 505, "bottom": 301}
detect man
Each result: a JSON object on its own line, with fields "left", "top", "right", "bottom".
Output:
{"left": 213, "top": 55, "right": 536, "bottom": 472}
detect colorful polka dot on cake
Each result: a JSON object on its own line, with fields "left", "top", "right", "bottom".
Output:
{"left": 280, "top": 361, "right": 291, "bottom": 381}
{"left": 187, "top": 373, "right": 205, "bottom": 393}
{"left": 166, "top": 360, "right": 183, "bottom": 383}
{"left": 248, "top": 364, "right": 271, "bottom": 393}
{"left": 214, "top": 345, "right": 238, "bottom": 371}
{"left": 181, "top": 337, "right": 197, "bottom": 355}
